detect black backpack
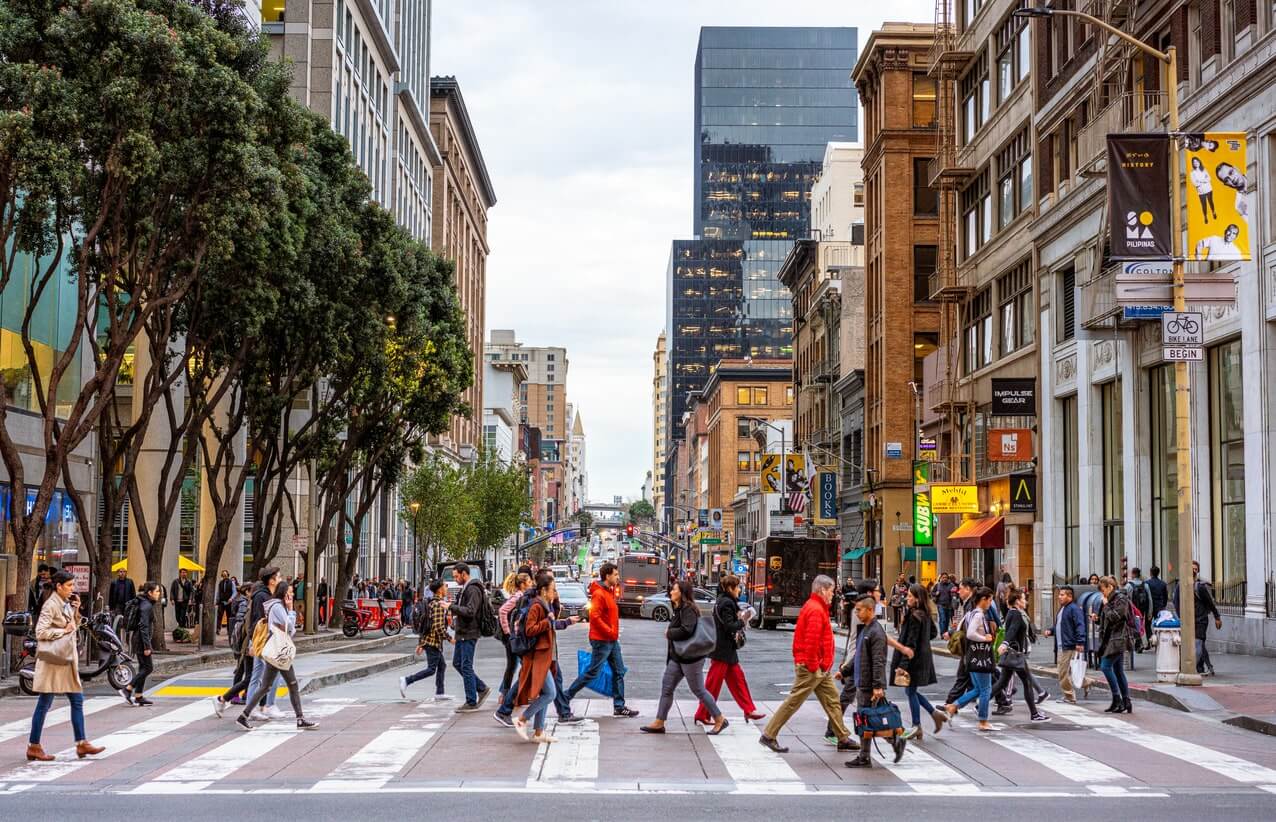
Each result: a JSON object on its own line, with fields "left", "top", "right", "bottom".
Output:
{"left": 473, "top": 582, "right": 499, "bottom": 638}
{"left": 508, "top": 595, "right": 540, "bottom": 656}
{"left": 413, "top": 601, "right": 432, "bottom": 637}
{"left": 124, "top": 596, "right": 143, "bottom": 633}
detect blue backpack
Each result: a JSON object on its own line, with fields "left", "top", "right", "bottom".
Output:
{"left": 508, "top": 595, "right": 540, "bottom": 657}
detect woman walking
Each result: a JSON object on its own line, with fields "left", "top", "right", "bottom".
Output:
{"left": 212, "top": 583, "right": 255, "bottom": 716}
{"left": 991, "top": 588, "right": 1049, "bottom": 722}
{"left": 498, "top": 572, "right": 533, "bottom": 700}
{"left": 512, "top": 572, "right": 565, "bottom": 743}
{"left": 26, "top": 570, "right": 105, "bottom": 761}
{"left": 1095, "top": 575, "right": 1133, "bottom": 713}
{"left": 642, "top": 579, "right": 727, "bottom": 735}
{"left": 942, "top": 587, "right": 998, "bottom": 732}
{"left": 235, "top": 582, "right": 318, "bottom": 731}
{"left": 889, "top": 575, "right": 909, "bottom": 627}
{"left": 694, "top": 575, "right": 764, "bottom": 725}
{"left": 893, "top": 584, "right": 945, "bottom": 740}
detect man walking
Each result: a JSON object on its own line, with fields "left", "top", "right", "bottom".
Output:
{"left": 759, "top": 575, "right": 859, "bottom": 754}
{"left": 562, "top": 562, "right": 640, "bottom": 718}
{"left": 108, "top": 568, "right": 136, "bottom": 620}
{"left": 1043, "top": 585, "right": 1086, "bottom": 703}
{"left": 247, "top": 567, "right": 284, "bottom": 720}
{"left": 933, "top": 574, "right": 955, "bottom": 635}
{"left": 215, "top": 571, "right": 235, "bottom": 636}
{"left": 1147, "top": 566, "right": 1169, "bottom": 619}
{"left": 400, "top": 580, "right": 451, "bottom": 700}
{"left": 170, "top": 569, "right": 193, "bottom": 629}
{"left": 1175, "top": 560, "right": 1222, "bottom": 676}
{"left": 845, "top": 594, "right": 902, "bottom": 768}
{"left": 448, "top": 563, "right": 492, "bottom": 712}
{"left": 119, "top": 582, "right": 162, "bottom": 706}
{"left": 1125, "top": 568, "right": 1153, "bottom": 649}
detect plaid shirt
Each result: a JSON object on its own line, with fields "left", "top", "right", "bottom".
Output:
{"left": 419, "top": 598, "right": 449, "bottom": 648}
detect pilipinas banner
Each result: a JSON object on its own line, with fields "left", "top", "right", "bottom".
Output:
{"left": 1107, "top": 134, "right": 1172, "bottom": 260}
{"left": 1185, "top": 132, "right": 1250, "bottom": 262}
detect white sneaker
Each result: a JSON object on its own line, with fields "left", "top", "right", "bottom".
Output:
{"left": 399, "top": 676, "right": 409, "bottom": 700}
{"left": 434, "top": 694, "right": 453, "bottom": 701}
{"left": 265, "top": 705, "right": 286, "bottom": 719}
{"left": 212, "top": 697, "right": 226, "bottom": 718}
{"left": 250, "top": 708, "right": 271, "bottom": 722}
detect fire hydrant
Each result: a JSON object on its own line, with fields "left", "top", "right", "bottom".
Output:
{"left": 1151, "top": 615, "right": 1182, "bottom": 683}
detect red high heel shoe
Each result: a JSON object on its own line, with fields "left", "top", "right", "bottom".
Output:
{"left": 744, "top": 712, "right": 767, "bottom": 722}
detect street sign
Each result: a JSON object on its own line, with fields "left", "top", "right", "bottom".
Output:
{"left": 1164, "top": 346, "right": 1204, "bottom": 361}
{"left": 885, "top": 441, "right": 903, "bottom": 459}
{"left": 700, "top": 538, "right": 723, "bottom": 545}
{"left": 733, "top": 561, "right": 748, "bottom": 575}
{"left": 1161, "top": 311, "right": 1203, "bottom": 346}
{"left": 891, "top": 523, "right": 912, "bottom": 532}
{"left": 1010, "top": 472, "right": 1036, "bottom": 513}
{"left": 1123, "top": 305, "right": 1173, "bottom": 320}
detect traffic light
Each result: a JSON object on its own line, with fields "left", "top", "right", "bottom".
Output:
{"left": 625, "top": 523, "right": 635, "bottom": 537}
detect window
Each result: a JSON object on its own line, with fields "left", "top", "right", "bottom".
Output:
{"left": 853, "top": 183, "right": 864, "bottom": 208}
{"left": 914, "top": 158, "right": 938, "bottom": 215}
{"left": 1210, "top": 340, "right": 1245, "bottom": 606}
{"left": 547, "top": 353, "right": 555, "bottom": 361}
{"left": 912, "top": 73, "right": 937, "bottom": 128}
{"left": 963, "top": 288, "right": 993, "bottom": 374}
{"left": 997, "top": 261, "right": 1033, "bottom": 355}
{"left": 1149, "top": 364, "right": 1177, "bottom": 573}
{"left": 785, "top": 385, "right": 794, "bottom": 405}
{"left": 736, "top": 386, "right": 751, "bottom": 405}
{"left": 960, "top": 54, "right": 990, "bottom": 142}
{"left": 996, "top": 130, "right": 1032, "bottom": 228}
{"left": 1061, "top": 396, "right": 1080, "bottom": 580}
{"left": 960, "top": 171, "right": 991, "bottom": 259}
{"left": 737, "top": 451, "right": 752, "bottom": 471}
{"left": 914, "top": 245, "right": 937, "bottom": 303}
{"left": 1101, "top": 380, "right": 1124, "bottom": 576}
{"left": 1057, "top": 266, "right": 1076, "bottom": 342}
{"left": 752, "top": 387, "right": 768, "bottom": 405}
{"left": 995, "top": 12, "right": 1031, "bottom": 104}
{"left": 737, "top": 418, "right": 751, "bottom": 438}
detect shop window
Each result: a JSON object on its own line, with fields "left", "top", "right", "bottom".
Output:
{"left": 1149, "top": 364, "right": 1177, "bottom": 573}
{"left": 1061, "top": 395, "right": 1080, "bottom": 580}
{"left": 912, "top": 73, "right": 937, "bottom": 128}
{"left": 1210, "top": 340, "right": 1246, "bottom": 605}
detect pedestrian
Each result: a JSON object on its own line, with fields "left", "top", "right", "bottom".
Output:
{"left": 759, "top": 575, "right": 859, "bottom": 754}
{"left": 400, "top": 580, "right": 451, "bottom": 700}
{"left": 293, "top": 574, "right": 306, "bottom": 625}
{"left": 315, "top": 578, "right": 328, "bottom": 625}
{"left": 1146, "top": 565, "right": 1169, "bottom": 617}
{"left": 215, "top": 570, "right": 235, "bottom": 636}
{"left": 512, "top": 572, "right": 565, "bottom": 743}
{"left": 235, "top": 582, "right": 318, "bottom": 731}
{"left": 694, "top": 574, "right": 763, "bottom": 725}
{"left": 212, "top": 583, "right": 256, "bottom": 715}
{"left": 493, "top": 571, "right": 534, "bottom": 725}
{"left": 27, "top": 564, "right": 52, "bottom": 614}
{"left": 1043, "top": 584, "right": 1086, "bottom": 704}
{"left": 108, "top": 568, "right": 136, "bottom": 620}
{"left": 119, "top": 581, "right": 162, "bottom": 707}
{"left": 888, "top": 574, "right": 908, "bottom": 627}
{"left": 1173, "top": 560, "right": 1222, "bottom": 677}
{"left": 845, "top": 593, "right": 904, "bottom": 768}
{"left": 995, "top": 572, "right": 1014, "bottom": 615}
{"left": 563, "top": 562, "right": 640, "bottom": 718}
{"left": 641, "top": 579, "right": 727, "bottom": 735}
{"left": 991, "top": 588, "right": 1049, "bottom": 721}
{"left": 942, "top": 586, "right": 998, "bottom": 732}
{"left": 24, "top": 570, "right": 105, "bottom": 762}
{"left": 245, "top": 567, "right": 284, "bottom": 720}
{"left": 933, "top": 574, "right": 955, "bottom": 636}
{"left": 170, "top": 568, "right": 193, "bottom": 629}
{"left": 1088, "top": 573, "right": 1101, "bottom": 587}
{"left": 1095, "top": 576, "right": 1133, "bottom": 713}
{"left": 448, "top": 562, "right": 492, "bottom": 712}
{"left": 893, "top": 583, "right": 944, "bottom": 740}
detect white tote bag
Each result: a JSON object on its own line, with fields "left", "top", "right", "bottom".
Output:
{"left": 1069, "top": 656, "right": 1088, "bottom": 691}
{"left": 261, "top": 625, "right": 297, "bottom": 670}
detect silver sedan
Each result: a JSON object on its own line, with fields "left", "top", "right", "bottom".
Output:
{"left": 639, "top": 587, "right": 716, "bottom": 621}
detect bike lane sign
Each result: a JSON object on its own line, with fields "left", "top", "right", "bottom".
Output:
{"left": 1161, "top": 311, "right": 1203, "bottom": 346}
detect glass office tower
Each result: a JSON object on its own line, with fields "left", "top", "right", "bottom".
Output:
{"left": 667, "top": 27, "right": 858, "bottom": 449}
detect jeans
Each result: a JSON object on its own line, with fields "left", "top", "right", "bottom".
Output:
{"left": 955, "top": 671, "right": 993, "bottom": 720}
{"left": 453, "top": 638, "right": 486, "bottom": 705}
{"left": 30, "top": 692, "right": 86, "bottom": 744}
{"left": 242, "top": 664, "right": 304, "bottom": 719}
{"left": 904, "top": 683, "right": 936, "bottom": 727}
{"left": 656, "top": 658, "right": 720, "bottom": 722}
{"left": 565, "top": 639, "right": 627, "bottom": 709}
{"left": 937, "top": 605, "right": 952, "bottom": 635}
{"left": 521, "top": 669, "right": 557, "bottom": 733}
{"left": 249, "top": 655, "right": 279, "bottom": 707}
{"left": 405, "top": 645, "right": 446, "bottom": 694}
{"left": 1100, "top": 653, "right": 1129, "bottom": 701}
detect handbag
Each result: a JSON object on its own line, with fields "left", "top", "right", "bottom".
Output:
{"left": 854, "top": 698, "right": 905, "bottom": 739}
{"left": 893, "top": 667, "right": 911, "bottom": 687}
{"left": 998, "top": 647, "right": 1028, "bottom": 670}
{"left": 1069, "top": 656, "right": 1088, "bottom": 690}
{"left": 249, "top": 618, "right": 271, "bottom": 657}
{"left": 261, "top": 625, "right": 297, "bottom": 670}
{"left": 965, "top": 638, "right": 996, "bottom": 673}
{"left": 36, "top": 629, "right": 76, "bottom": 666}
{"left": 671, "top": 615, "right": 715, "bottom": 660}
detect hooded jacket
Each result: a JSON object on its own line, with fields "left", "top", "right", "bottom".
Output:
{"left": 586, "top": 580, "right": 619, "bottom": 642}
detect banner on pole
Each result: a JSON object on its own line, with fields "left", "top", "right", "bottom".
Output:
{"left": 1107, "top": 134, "right": 1172, "bottom": 260}
{"left": 813, "top": 468, "right": 837, "bottom": 526}
{"left": 1185, "top": 132, "right": 1250, "bottom": 262}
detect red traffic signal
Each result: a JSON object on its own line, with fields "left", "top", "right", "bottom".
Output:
{"left": 625, "top": 523, "right": 635, "bottom": 537}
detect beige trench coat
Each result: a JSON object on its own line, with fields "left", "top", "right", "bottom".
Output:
{"left": 33, "top": 591, "right": 82, "bottom": 694}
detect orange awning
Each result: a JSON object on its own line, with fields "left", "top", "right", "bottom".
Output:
{"left": 947, "top": 516, "right": 1005, "bottom": 550}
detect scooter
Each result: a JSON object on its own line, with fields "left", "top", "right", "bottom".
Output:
{"left": 17, "top": 600, "right": 136, "bottom": 695}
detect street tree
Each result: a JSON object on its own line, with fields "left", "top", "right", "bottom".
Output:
{"left": 628, "top": 500, "right": 656, "bottom": 525}
{"left": 466, "top": 449, "right": 530, "bottom": 567}
{"left": 575, "top": 509, "right": 594, "bottom": 533}
{"left": 399, "top": 454, "right": 475, "bottom": 577}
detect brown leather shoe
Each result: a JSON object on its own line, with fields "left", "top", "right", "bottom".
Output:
{"left": 26, "top": 744, "right": 54, "bottom": 762}
{"left": 75, "top": 740, "right": 104, "bottom": 758}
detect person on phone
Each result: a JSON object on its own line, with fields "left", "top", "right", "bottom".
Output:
{"left": 25, "top": 570, "right": 105, "bottom": 762}
{"left": 694, "top": 574, "right": 763, "bottom": 725}
{"left": 1095, "top": 576, "right": 1133, "bottom": 713}
{"left": 894, "top": 584, "right": 944, "bottom": 741}
{"left": 236, "top": 582, "right": 318, "bottom": 731}
{"left": 512, "top": 572, "right": 569, "bottom": 743}
{"left": 212, "top": 582, "right": 256, "bottom": 716}
{"left": 991, "top": 588, "right": 1048, "bottom": 722}
{"left": 846, "top": 593, "right": 901, "bottom": 768}
{"left": 246, "top": 567, "right": 283, "bottom": 720}
{"left": 400, "top": 580, "right": 452, "bottom": 701}
{"left": 942, "top": 587, "right": 997, "bottom": 732}
{"left": 119, "top": 581, "right": 162, "bottom": 706}
{"left": 642, "top": 579, "right": 726, "bottom": 735}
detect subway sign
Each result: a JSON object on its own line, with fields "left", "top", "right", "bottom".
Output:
{"left": 913, "top": 492, "right": 933, "bottom": 547}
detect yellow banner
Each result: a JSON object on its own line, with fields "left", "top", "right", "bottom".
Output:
{"left": 931, "top": 484, "right": 980, "bottom": 514}
{"left": 1185, "top": 132, "right": 1250, "bottom": 262}
{"left": 759, "top": 453, "right": 804, "bottom": 494}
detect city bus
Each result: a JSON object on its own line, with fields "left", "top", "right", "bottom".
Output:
{"left": 616, "top": 552, "right": 669, "bottom": 615}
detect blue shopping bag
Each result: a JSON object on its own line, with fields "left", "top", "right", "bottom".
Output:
{"left": 576, "top": 648, "right": 620, "bottom": 697}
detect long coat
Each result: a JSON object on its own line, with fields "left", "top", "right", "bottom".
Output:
{"left": 1099, "top": 589, "right": 1132, "bottom": 658}
{"left": 34, "top": 591, "right": 82, "bottom": 694}
{"left": 709, "top": 594, "right": 743, "bottom": 665}
{"left": 892, "top": 607, "right": 938, "bottom": 687}
{"left": 514, "top": 597, "right": 556, "bottom": 706}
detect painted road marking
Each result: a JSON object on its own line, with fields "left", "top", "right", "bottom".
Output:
{"left": 527, "top": 717, "right": 600, "bottom": 790}
{"left": 312, "top": 728, "right": 436, "bottom": 792}
{"left": 886, "top": 744, "right": 980, "bottom": 795}
{"left": 983, "top": 730, "right": 1128, "bottom": 784}
{"left": 0, "top": 696, "right": 120, "bottom": 745}
{"left": 704, "top": 720, "right": 804, "bottom": 793}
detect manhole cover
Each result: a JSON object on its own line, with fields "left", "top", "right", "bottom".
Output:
{"left": 1024, "top": 723, "right": 1086, "bottom": 731}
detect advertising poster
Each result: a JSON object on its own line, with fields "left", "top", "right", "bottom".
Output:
{"left": 1107, "top": 134, "right": 1172, "bottom": 260}
{"left": 1185, "top": 132, "right": 1250, "bottom": 261}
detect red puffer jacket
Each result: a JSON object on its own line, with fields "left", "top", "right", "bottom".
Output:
{"left": 791, "top": 593, "right": 834, "bottom": 672}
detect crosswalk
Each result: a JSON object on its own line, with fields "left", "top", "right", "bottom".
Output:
{"left": 1, "top": 695, "right": 1275, "bottom": 797}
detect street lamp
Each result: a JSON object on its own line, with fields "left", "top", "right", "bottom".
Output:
{"left": 1013, "top": 5, "right": 1198, "bottom": 686}
{"left": 663, "top": 503, "right": 695, "bottom": 573}
{"left": 408, "top": 501, "right": 421, "bottom": 589}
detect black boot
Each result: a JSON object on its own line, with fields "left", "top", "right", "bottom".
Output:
{"left": 1103, "top": 697, "right": 1122, "bottom": 713}
{"left": 1121, "top": 697, "right": 1133, "bottom": 714}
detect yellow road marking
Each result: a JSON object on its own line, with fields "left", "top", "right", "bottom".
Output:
{"left": 151, "top": 686, "right": 289, "bottom": 698}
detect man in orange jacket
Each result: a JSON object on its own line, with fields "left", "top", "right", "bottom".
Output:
{"left": 562, "top": 562, "right": 640, "bottom": 717}
{"left": 759, "top": 574, "right": 858, "bottom": 754}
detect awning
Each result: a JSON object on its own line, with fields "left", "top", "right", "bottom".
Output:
{"left": 111, "top": 556, "right": 205, "bottom": 573}
{"left": 947, "top": 516, "right": 1005, "bottom": 550}
{"left": 842, "top": 546, "right": 872, "bottom": 560}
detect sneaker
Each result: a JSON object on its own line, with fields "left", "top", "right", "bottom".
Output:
{"left": 493, "top": 712, "right": 515, "bottom": 728}
{"left": 296, "top": 717, "right": 319, "bottom": 730}
{"left": 513, "top": 716, "right": 531, "bottom": 741}
{"left": 992, "top": 705, "right": 1014, "bottom": 716}
{"left": 250, "top": 709, "right": 271, "bottom": 722}
{"left": 844, "top": 757, "right": 872, "bottom": 769}
{"left": 1036, "top": 692, "right": 1051, "bottom": 704}
{"left": 836, "top": 738, "right": 861, "bottom": 752}
{"left": 613, "top": 707, "right": 640, "bottom": 718}
{"left": 1030, "top": 713, "right": 1051, "bottom": 722}
{"left": 901, "top": 726, "right": 920, "bottom": 740}
{"left": 455, "top": 702, "right": 481, "bottom": 713}
{"left": 532, "top": 733, "right": 558, "bottom": 744}
{"left": 235, "top": 715, "right": 252, "bottom": 732}
{"left": 212, "top": 697, "right": 226, "bottom": 718}
{"left": 229, "top": 696, "right": 245, "bottom": 705}
{"left": 557, "top": 714, "right": 584, "bottom": 725}
{"left": 134, "top": 696, "right": 154, "bottom": 707}
{"left": 399, "top": 676, "right": 409, "bottom": 700}
{"left": 118, "top": 688, "right": 134, "bottom": 706}
{"left": 434, "top": 693, "right": 453, "bottom": 701}
{"left": 265, "top": 705, "right": 286, "bottom": 719}
{"left": 475, "top": 686, "right": 492, "bottom": 709}
{"left": 823, "top": 733, "right": 838, "bottom": 746}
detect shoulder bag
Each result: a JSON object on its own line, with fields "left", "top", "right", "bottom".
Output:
{"left": 249, "top": 617, "right": 271, "bottom": 657}
{"left": 854, "top": 696, "right": 905, "bottom": 740}
{"left": 261, "top": 624, "right": 297, "bottom": 670}
{"left": 672, "top": 614, "right": 716, "bottom": 660}
{"left": 37, "top": 629, "right": 76, "bottom": 666}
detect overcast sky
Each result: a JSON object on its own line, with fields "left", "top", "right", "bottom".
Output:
{"left": 432, "top": 1, "right": 933, "bottom": 502}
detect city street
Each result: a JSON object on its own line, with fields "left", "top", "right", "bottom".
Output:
{"left": 2, "top": 617, "right": 1275, "bottom": 818}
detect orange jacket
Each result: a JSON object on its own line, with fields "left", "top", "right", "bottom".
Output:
{"left": 791, "top": 593, "right": 834, "bottom": 672}
{"left": 587, "top": 580, "right": 619, "bottom": 642}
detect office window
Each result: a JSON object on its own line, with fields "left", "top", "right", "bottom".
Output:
{"left": 785, "top": 385, "right": 794, "bottom": 405}
{"left": 1210, "top": 340, "right": 1245, "bottom": 605}
{"left": 912, "top": 73, "right": 937, "bottom": 128}
{"left": 737, "top": 386, "right": 751, "bottom": 405}
{"left": 960, "top": 170, "right": 991, "bottom": 259}
{"left": 914, "top": 245, "right": 937, "bottom": 303}
{"left": 963, "top": 288, "right": 993, "bottom": 374}
{"left": 998, "top": 261, "right": 1033, "bottom": 355}
{"left": 752, "top": 387, "right": 768, "bottom": 405}
{"left": 737, "top": 418, "right": 751, "bottom": 438}
{"left": 1062, "top": 395, "right": 1080, "bottom": 580}
{"left": 1058, "top": 266, "right": 1076, "bottom": 342}
{"left": 1101, "top": 380, "right": 1124, "bottom": 576}
{"left": 960, "top": 53, "right": 990, "bottom": 142}
{"left": 1149, "top": 364, "right": 1177, "bottom": 573}
{"left": 996, "top": 130, "right": 1032, "bottom": 229}
{"left": 995, "top": 12, "right": 1031, "bottom": 103}
{"left": 914, "top": 158, "right": 938, "bottom": 215}
{"left": 547, "top": 353, "right": 555, "bottom": 361}
{"left": 737, "top": 451, "right": 752, "bottom": 471}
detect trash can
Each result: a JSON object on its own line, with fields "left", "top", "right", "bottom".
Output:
{"left": 1151, "top": 614, "right": 1182, "bottom": 683}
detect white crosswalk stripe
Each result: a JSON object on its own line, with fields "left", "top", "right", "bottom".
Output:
{"left": 982, "top": 728, "right": 1127, "bottom": 785}
{"left": 527, "top": 717, "right": 600, "bottom": 789}
{"left": 313, "top": 728, "right": 435, "bottom": 792}
{"left": 0, "top": 696, "right": 120, "bottom": 745}
{"left": 704, "top": 720, "right": 805, "bottom": 793}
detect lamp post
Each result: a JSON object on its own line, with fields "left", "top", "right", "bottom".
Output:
{"left": 408, "top": 501, "right": 420, "bottom": 590}
{"left": 1014, "top": 6, "right": 1197, "bottom": 685}
{"left": 663, "top": 503, "right": 695, "bottom": 572}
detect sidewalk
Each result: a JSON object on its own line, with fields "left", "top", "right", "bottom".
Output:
{"left": 835, "top": 620, "right": 1276, "bottom": 736}
{"left": 147, "top": 647, "right": 417, "bottom": 699}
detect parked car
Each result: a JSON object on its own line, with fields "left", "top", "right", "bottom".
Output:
{"left": 639, "top": 587, "right": 715, "bottom": 621}
{"left": 556, "top": 582, "right": 590, "bottom": 620}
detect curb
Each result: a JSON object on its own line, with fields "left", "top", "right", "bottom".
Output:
{"left": 1222, "top": 714, "right": 1276, "bottom": 736}
{"left": 298, "top": 651, "right": 418, "bottom": 695}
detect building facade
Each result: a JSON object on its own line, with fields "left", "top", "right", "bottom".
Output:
{"left": 482, "top": 359, "right": 526, "bottom": 465}
{"left": 652, "top": 332, "right": 668, "bottom": 519}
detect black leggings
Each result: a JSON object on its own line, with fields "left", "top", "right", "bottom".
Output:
{"left": 241, "top": 664, "right": 303, "bottom": 719}
{"left": 500, "top": 637, "right": 519, "bottom": 693}
{"left": 1198, "top": 191, "right": 1216, "bottom": 219}
{"left": 221, "top": 654, "right": 253, "bottom": 702}
{"left": 993, "top": 664, "right": 1039, "bottom": 714}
